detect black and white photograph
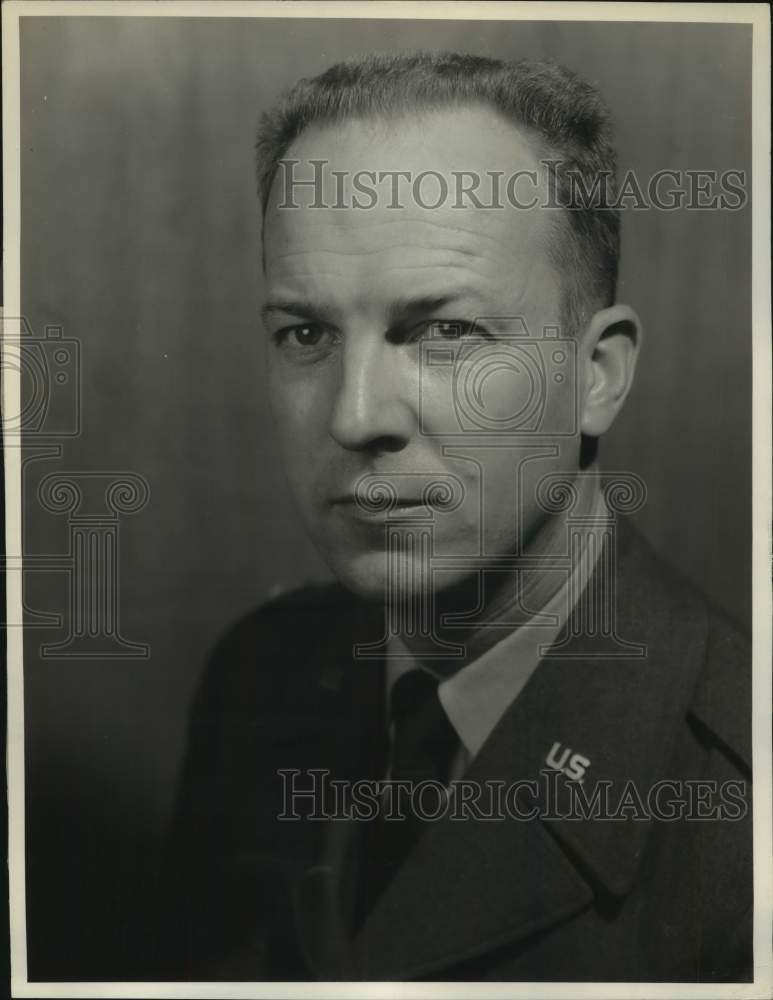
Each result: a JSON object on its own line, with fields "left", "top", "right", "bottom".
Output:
{"left": 2, "top": 2, "right": 771, "bottom": 996}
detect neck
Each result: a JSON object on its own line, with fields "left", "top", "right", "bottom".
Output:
{"left": 397, "top": 466, "right": 600, "bottom": 671}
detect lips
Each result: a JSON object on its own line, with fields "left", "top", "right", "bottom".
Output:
{"left": 331, "top": 496, "right": 430, "bottom": 519}
{"left": 332, "top": 496, "right": 425, "bottom": 507}
{"left": 329, "top": 472, "right": 466, "bottom": 521}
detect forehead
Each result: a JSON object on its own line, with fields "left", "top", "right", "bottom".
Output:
{"left": 262, "top": 106, "right": 558, "bottom": 315}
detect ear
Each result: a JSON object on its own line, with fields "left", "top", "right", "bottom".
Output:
{"left": 580, "top": 304, "right": 642, "bottom": 438}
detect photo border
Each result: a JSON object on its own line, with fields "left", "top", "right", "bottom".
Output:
{"left": 3, "top": 3, "right": 771, "bottom": 998}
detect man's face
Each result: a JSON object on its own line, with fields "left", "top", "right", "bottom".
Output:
{"left": 263, "top": 106, "right": 584, "bottom": 600}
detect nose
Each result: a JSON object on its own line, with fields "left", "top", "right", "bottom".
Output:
{"left": 328, "top": 332, "right": 414, "bottom": 453}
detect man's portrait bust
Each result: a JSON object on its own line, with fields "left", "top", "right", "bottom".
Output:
{"left": 160, "top": 51, "right": 752, "bottom": 983}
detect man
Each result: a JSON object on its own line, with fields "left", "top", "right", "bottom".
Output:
{"left": 162, "top": 53, "right": 752, "bottom": 982}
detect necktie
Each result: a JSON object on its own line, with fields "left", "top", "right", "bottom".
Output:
{"left": 353, "top": 668, "right": 460, "bottom": 928}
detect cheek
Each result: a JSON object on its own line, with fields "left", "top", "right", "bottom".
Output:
{"left": 419, "top": 341, "right": 572, "bottom": 436}
{"left": 458, "top": 356, "right": 540, "bottom": 430}
{"left": 269, "top": 368, "right": 329, "bottom": 452}
{"left": 468, "top": 440, "right": 581, "bottom": 545}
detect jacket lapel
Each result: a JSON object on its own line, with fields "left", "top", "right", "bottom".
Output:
{"left": 350, "top": 714, "right": 594, "bottom": 979}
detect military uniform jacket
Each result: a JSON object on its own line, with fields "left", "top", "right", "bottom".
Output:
{"left": 160, "top": 518, "right": 753, "bottom": 982}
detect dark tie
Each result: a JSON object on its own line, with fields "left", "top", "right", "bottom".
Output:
{"left": 353, "top": 668, "right": 460, "bottom": 929}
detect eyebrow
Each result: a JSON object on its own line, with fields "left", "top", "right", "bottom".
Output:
{"left": 385, "top": 293, "right": 474, "bottom": 328}
{"left": 260, "top": 297, "right": 329, "bottom": 325}
{"left": 261, "top": 289, "right": 479, "bottom": 327}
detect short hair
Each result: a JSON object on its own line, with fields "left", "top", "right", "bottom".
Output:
{"left": 255, "top": 51, "right": 620, "bottom": 336}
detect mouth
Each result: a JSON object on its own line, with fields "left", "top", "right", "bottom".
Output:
{"left": 330, "top": 496, "right": 437, "bottom": 523}
{"left": 329, "top": 473, "right": 465, "bottom": 523}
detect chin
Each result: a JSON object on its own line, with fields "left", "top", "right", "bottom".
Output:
{"left": 323, "top": 547, "right": 471, "bottom": 606}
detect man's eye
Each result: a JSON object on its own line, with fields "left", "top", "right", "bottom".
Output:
{"left": 276, "top": 324, "right": 329, "bottom": 349}
{"left": 433, "top": 321, "right": 466, "bottom": 339}
{"left": 411, "top": 320, "right": 478, "bottom": 342}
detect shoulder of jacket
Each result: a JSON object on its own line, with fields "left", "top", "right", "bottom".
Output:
{"left": 190, "top": 582, "right": 374, "bottom": 712}
{"left": 616, "top": 519, "right": 751, "bottom": 774}
{"left": 688, "top": 602, "right": 752, "bottom": 775}
{"left": 214, "top": 581, "right": 357, "bottom": 648}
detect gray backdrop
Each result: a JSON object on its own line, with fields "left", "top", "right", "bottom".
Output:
{"left": 19, "top": 17, "right": 751, "bottom": 978}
